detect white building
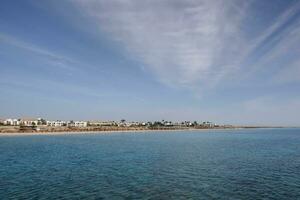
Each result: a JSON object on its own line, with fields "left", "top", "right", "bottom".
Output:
{"left": 88, "top": 121, "right": 117, "bottom": 126}
{"left": 74, "top": 121, "right": 87, "bottom": 127}
{"left": 3, "top": 118, "right": 40, "bottom": 126}
{"left": 21, "top": 118, "right": 39, "bottom": 126}
{"left": 47, "top": 120, "right": 66, "bottom": 127}
{"left": 164, "top": 122, "right": 173, "bottom": 126}
{"left": 68, "top": 121, "right": 87, "bottom": 127}
{"left": 4, "top": 119, "right": 21, "bottom": 126}
{"left": 202, "top": 121, "right": 215, "bottom": 127}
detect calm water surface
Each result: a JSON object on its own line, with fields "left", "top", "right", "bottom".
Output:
{"left": 0, "top": 128, "right": 300, "bottom": 199}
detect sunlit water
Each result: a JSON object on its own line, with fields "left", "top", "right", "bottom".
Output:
{"left": 0, "top": 128, "right": 300, "bottom": 199}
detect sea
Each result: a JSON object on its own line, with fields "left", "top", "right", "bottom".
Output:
{"left": 0, "top": 128, "right": 299, "bottom": 199}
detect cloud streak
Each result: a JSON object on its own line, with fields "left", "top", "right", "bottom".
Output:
{"left": 71, "top": 0, "right": 300, "bottom": 93}
{"left": 0, "top": 33, "right": 86, "bottom": 73}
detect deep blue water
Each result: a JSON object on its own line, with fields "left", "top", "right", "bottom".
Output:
{"left": 0, "top": 128, "right": 300, "bottom": 199}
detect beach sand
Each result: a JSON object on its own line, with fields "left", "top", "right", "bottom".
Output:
{"left": 0, "top": 128, "right": 240, "bottom": 137}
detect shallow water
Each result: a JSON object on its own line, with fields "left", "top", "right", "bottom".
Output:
{"left": 0, "top": 128, "right": 300, "bottom": 199}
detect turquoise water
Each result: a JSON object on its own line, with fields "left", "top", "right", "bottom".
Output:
{"left": 0, "top": 128, "right": 300, "bottom": 199}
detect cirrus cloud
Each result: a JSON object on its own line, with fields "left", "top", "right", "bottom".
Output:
{"left": 71, "top": 0, "right": 300, "bottom": 92}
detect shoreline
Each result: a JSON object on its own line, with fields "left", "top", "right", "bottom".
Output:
{"left": 0, "top": 128, "right": 225, "bottom": 137}
{"left": 0, "top": 126, "right": 291, "bottom": 137}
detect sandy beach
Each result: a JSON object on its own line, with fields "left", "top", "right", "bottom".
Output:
{"left": 0, "top": 127, "right": 245, "bottom": 137}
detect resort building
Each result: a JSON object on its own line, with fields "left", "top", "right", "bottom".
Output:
{"left": 67, "top": 121, "right": 87, "bottom": 127}
{"left": 88, "top": 121, "right": 117, "bottom": 126}
{"left": 125, "top": 122, "right": 140, "bottom": 127}
{"left": 163, "top": 121, "right": 173, "bottom": 126}
{"left": 3, "top": 118, "right": 21, "bottom": 126}
{"left": 20, "top": 118, "right": 39, "bottom": 126}
{"left": 75, "top": 121, "right": 87, "bottom": 127}
{"left": 202, "top": 121, "right": 215, "bottom": 127}
{"left": 47, "top": 120, "right": 66, "bottom": 127}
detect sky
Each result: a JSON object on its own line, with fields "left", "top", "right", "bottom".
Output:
{"left": 0, "top": 0, "right": 300, "bottom": 126}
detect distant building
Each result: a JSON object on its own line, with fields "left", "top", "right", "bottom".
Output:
{"left": 4, "top": 119, "right": 21, "bottom": 126}
{"left": 88, "top": 121, "right": 117, "bottom": 126}
{"left": 75, "top": 121, "right": 87, "bottom": 127}
{"left": 163, "top": 121, "right": 173, "bottom": 126}
{"left": 125, "top": 122, "right": 140, "bottom": 127}
{"left": 20, "top": 118, "right": 39, "bottom": 126}
{"left": 47, "top": 120, "right": 66, "bottom": 127}
{"left": 181, "top": 121, "right": 193, "bottom": 126}
{"left": 202, "top": 121, "right": 215, "bottom": 127}
{"left": 67, "top": 121, "right": 87, "bottom": 127}
{"left": 37, "top": 118, "right": 47, "bottom": 125}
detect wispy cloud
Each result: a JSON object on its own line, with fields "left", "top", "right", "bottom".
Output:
{"left": 0, "top": 33, "right": 82, "bottom": 73}
{"left": 71, "top": 0, "right": 300, "bottom": 92}
{"left": 240, "top": 3, "right": 300, "bottom": 79}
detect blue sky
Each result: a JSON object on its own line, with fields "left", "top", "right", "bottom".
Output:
{"left": 1, "top": 0, "right": 300, "bottom": 125}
